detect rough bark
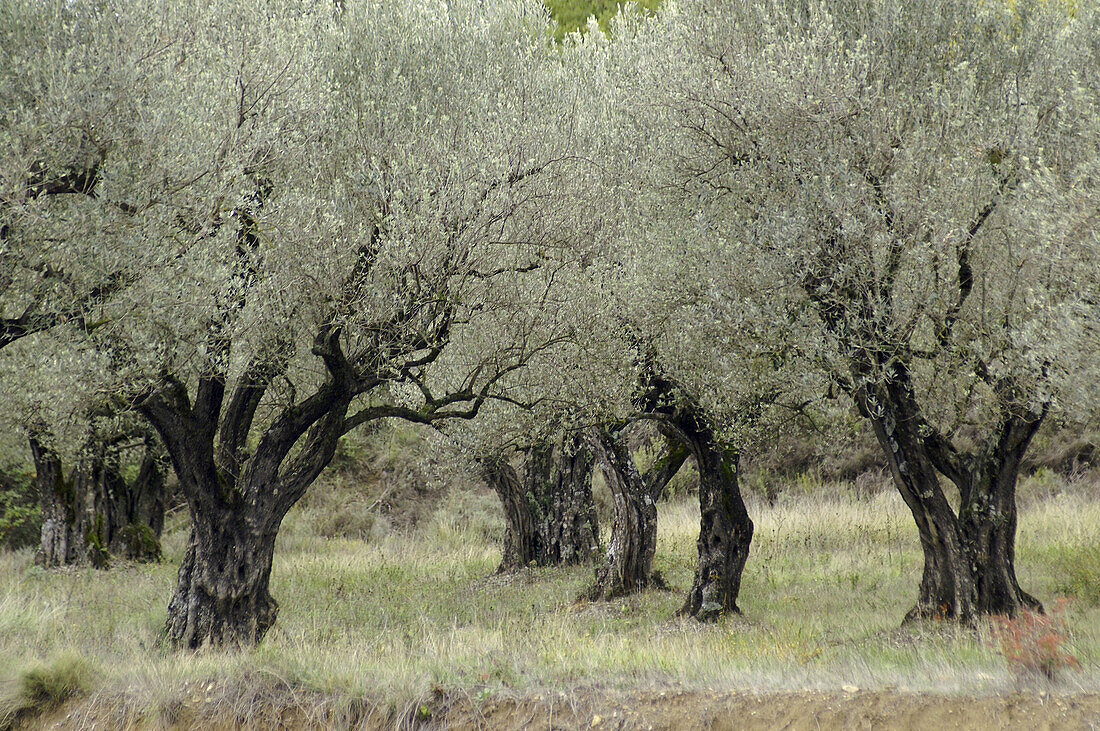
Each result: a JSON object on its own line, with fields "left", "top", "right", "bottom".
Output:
{"left": 802, "top": 185, "right": 1043, "bottom": 623}
{"left": 957, "top": 414, "right": 1044, "bottom": 616}
{"left": 532, "top": 434, "right": 600, "bottom": 566}
{"left": 30, "top": 434, "right": 166, "bottom": 568}
{"left": 483, "top": 433, "right": 599, "bottom": 574}
{"left": 633, "top": 368, "right": 754, "bottom": 621}
{"left": 584, "top": 427, "right": 659, "bottom": 601}
{"left": 30, "top": 436, "right": 85, "bottom": 568}
{"left": 482, "top": 457, "right": 539, "bottom": 573}
{"left": 859, "top": 374, "right": 1043, "bottom": 622}
{"left": 85, "top": 443, "right": 166, "bottom": 564}
{"left": 866, "top": 400, "right": 977, "bottom": 622}
{"left": 667, "top": 422, "right": 752, "bottom": 621}
{"left": 143, "top": 368, "right": 353, "bottom": 649}
{"left": 165, "top": 518, "right": 279, "bottom": 650}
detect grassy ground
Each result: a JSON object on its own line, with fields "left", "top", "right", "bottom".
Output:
{"left": 1, "top": 469, "right": 1098, "bottom": 728}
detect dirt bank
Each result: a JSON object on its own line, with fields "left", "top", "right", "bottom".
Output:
{"left": 440, "top": 689, "right": 1100, "bottom": 730}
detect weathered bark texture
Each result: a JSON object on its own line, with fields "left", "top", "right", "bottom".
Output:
{"left": 85, "top": 441, "right": 166, "bottom": 565}
{"left": 802, "top": 218, "right": 1045, "bottom": 623}
{"left": 482, "top": 457, "right": 539, "bottom": 572}
{"left": 634, "top": 369, "right": 755, "bottom": 622}
{"left": 856, "top": 368, "right": 1043, "bottom": 622}
{"left": 866, "top": 398, "right": 977, "bottom": 622}
{"left": 584, "top": 427, "right": 660, "bottom": 601}
{"left": 664, "top": 420, "right": 752, "bottom": 622}
{"left": 30, "top": 436, "right": 85, "bottom": 568}
{"left": 30, "top": 434, "right": 167, "bottom": 568}
{"left": 165, "top": 521, "right": 279, "bottom": 649}
{"left": 482, "top": 433, "right": 599, "bottom": 574}
{"left": 946, "top": 410, "right": 1044, "bottom": 617}
{"left": 141, "top": 361, "right": 353, "bottom": 649}
{"left": 532, "top": 434, "right": 600, "bottom": 566}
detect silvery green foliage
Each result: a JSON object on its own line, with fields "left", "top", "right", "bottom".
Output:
{"left": 629, "top": 0, "right": 1100, "bottom": 432}
{"left": 538, "top": 5, "right": 827, "bottom": 445}
{"left": 1, "top": 0, "right": 603, "bottom": 445}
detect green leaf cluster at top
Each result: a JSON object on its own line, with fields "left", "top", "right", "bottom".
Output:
{"left": 544, "top": 0, "right": 661, "bottom": 41}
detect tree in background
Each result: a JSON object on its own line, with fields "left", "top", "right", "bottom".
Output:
{"left": 481, "top": 432, "right": 601, "bottom": 573}
{"left": 0, "top": 0, "right": 165, "bottom": 568}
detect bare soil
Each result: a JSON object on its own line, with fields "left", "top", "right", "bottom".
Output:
{"left": 439, "top": 688, "right": 1100, "bottom": 731}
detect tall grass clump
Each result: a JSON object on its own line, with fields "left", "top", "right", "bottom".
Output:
{"left": 0, "top": 653, "right": 95, "bottom": 729}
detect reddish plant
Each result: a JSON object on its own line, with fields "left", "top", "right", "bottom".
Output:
{"left": 990, "top": 598, "right": 1080, "bottom": 682}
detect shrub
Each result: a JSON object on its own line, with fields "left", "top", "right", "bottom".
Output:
{"left": 0, "top": 469, "right": 40, "bottom": 551}
{"left": 989, "top": 599, "right": 1080, "bottom": 682}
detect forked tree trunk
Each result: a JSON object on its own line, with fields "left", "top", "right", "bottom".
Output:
{"left": 584, "top": 427, "right": 658, "bottom": 600}
{"left": 806, "top": 238, "right": 1043, "bottom": 624}
{"left": 141, "top": 356, "right": 355, "bottom": 649}
{"left": 165, "top": 513, "right": 280, "bottom": 649}
{"left": 671, "top": 424, "right": 752, "bottom": 621}
{"left": 865, "top": 375, "right": 1046, "bottom": 622}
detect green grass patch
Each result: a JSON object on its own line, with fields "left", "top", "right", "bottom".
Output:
{"left": 0, "top": 481, "right": 1098, "bottom": 726}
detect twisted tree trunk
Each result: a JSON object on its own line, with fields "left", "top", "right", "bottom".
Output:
{"left": 867, "top": 403, "right": 977, "bottom": 622}
{"left": 671, "top": 425, "right": 752, "bottom": 621}
{"left": 85, "top": 441, "right": 166, "bottom": 564}
{"left": 165, "top": 517, "right": 280, "bottom": 649}
{"left": 861, "top": 375, "right": 1042, "bottom": 622}
{"left": 143, "top": 367, "right": 353, "bottom": 649}
{"left": 584, "top": 427, "right": 659, "bottom": 601}
{"left": 958, "top": 415, "right": 1044, "bottom": 616}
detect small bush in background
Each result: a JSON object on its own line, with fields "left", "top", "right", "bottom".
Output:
{"left": 990, "top": 599, "right": 1080, "bottom": 683}
{"left": 1052, "top": 544, "right": 1100, "bottom": 606}
{"left": 0, "top": 467, "right": 39, "bottom": 552}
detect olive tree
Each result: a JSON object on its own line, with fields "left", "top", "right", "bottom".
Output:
{"left": 1, "top": 1, "right": 171, "bottom": 567}
{"left": 549, "top": 11, "right": 831, "bottom": 619}
{"left": 3, "top": 0, "right": 601, "bottom": 648}
{"left": 656, "top": 0, "right": 1100, "bottom": 620}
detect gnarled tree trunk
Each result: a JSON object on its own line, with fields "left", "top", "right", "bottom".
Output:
{"left": 86, "top": 443, "right": 166, "bottom": 564}
{"left": 584, "top": 427, "right": 658, "bottom": 600}
{"left": 534, "top": 433, "right": 599, "bottom": 566}
{"left": 958, "top": 414, "right": 1044, "bottom": 616}
{"left": 862, "top": 376, "right": 1043, "bottom": 622}
{"left": 165, "top": 515, "right": 280, "bottom": 649}
{"left": 483, "top": 433, "right": 599, "bottom": 574}
{"left": 30, "top": 436, "right": 85, "bottom": 568}
{"left": 667, "top": 420, "right": 752, "bottom": 621}
{"left": 867, "top": 405, "right": 977, "bottom": 623}
{"left": 141, "top": 342, "right": 355, "bottom": 649}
